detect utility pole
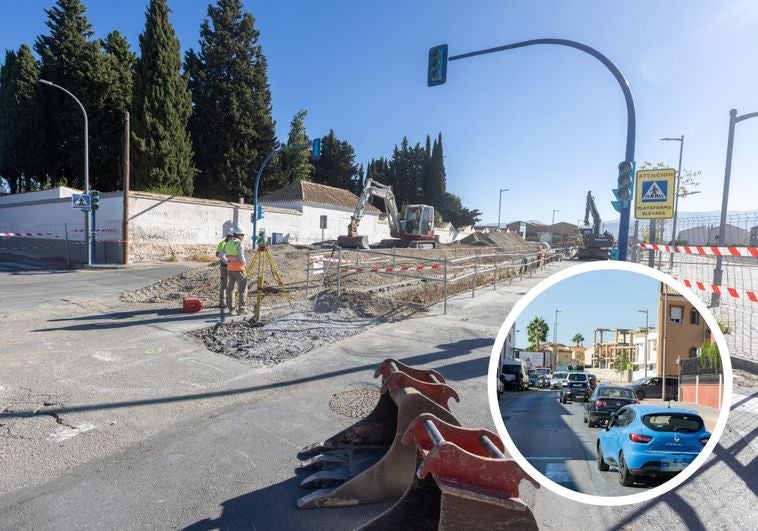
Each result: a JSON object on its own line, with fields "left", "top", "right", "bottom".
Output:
{"left": 122, "top": 111, "right": 130, "bottom": 265}
{"left": 553, "top": 309, "right": 561, "bottom": 369}
{"left": 551, "top": 209, "right": 559, "bottom": 245}
{"left": 638, "top": 309, "right": 649, "bottom": 378}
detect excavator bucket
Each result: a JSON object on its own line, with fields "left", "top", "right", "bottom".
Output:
{"left": 357, "top": 414, "right": 539, "bottom": 530}
{"left": 336, "top": 235, "right": 370, "bottom": 249}
{"left": 297, "top": 359, "right": 460, "bottom": 509}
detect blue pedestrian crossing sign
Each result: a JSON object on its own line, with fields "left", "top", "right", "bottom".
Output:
{"left": 635, "top": 169, "right": 675, "bottom": 219}
{"left": 71, "top": 193, "right": 91, "bottom": 211}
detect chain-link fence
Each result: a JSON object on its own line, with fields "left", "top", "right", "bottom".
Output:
{"left": 0, "top": 221, "right": 124, "bottom": 267}
{"left": 632, "top": 212, "right": 758, "bottom": 366}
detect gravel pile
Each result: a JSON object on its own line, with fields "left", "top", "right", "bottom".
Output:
{"left": 190, "top": 301, "right": 374, "bottom": 367}
{"left": 328, "top": 385, "right": 382, "bottom": 418}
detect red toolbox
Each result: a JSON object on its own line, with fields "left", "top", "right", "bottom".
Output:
{"left": 183, "top": 297, "right": 203, "bottom": 313}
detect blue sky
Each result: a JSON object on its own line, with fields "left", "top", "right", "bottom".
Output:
{"left": 513, "top": 270, "right": 659, "bottom": 350}
{"left": 2, "top": 1, "right": 757, "bottom": 224}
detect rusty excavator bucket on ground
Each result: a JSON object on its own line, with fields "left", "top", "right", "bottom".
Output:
{"left": 296, "top": 359, "right": 460, "bottom": 509}
{"left": 357, "top": 414, "right": 540, "bottom": 531}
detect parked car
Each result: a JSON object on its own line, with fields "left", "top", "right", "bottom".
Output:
{"left": 498, "top": 359, "right": 529, "bottom": 396}
{"left": 528, "top": 370, "right": 540, "bottom": 387}
{"left": 550, "top": 371, "right": 568, "bottom": 390}
{"left": 597, "top": 405, "right": 710, "bottom": 486}
{"left": 559, "top": 381, "right": 592, "bottom": 403}
{"left": 584, "top": 385, "right": 638, "bottom": 427}
{"left": 537, "top": 374, "right": 551, "bottom": 389}
{"left": 631, "top": 377, "right": 679, "bottom": 401}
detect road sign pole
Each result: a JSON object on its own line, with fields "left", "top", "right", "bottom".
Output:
{"left": 712, "top": 110, "right": 737, "bottom": 307}
{"left": 92, "top": 208, "right": 97, "bottom": 265}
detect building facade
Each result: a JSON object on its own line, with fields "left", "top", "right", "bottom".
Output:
{"left": 657, "top": 284, "right": 710, "bottom": 377}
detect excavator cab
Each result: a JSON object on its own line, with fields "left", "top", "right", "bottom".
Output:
{"left": 404, "top": 205, "right": 434, "bottom": 236}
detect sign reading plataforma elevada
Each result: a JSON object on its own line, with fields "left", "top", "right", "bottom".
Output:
{"left": 635, "top": 168, "right": 676, "bottom": 219}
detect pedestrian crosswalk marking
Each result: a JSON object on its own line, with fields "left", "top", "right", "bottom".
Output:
{"left": 642, "top": 181, "right": 667, "bottom": 201}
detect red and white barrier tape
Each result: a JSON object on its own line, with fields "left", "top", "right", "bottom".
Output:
{"left": 673, "top": 276, "right": 758, "bottom": 303}
{"left": 68, "top": 228, "right": 121, "bottom": 233}
{"left": 0, "top": 231, "right": 59, "bottom": 237}
{"left": 339, "top": 264, "right": 442, "bottom": 274}
{"left": 640, "top": 242, "right": 758, "bottom": 258}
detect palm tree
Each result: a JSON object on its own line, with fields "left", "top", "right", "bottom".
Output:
{"left": 527, "top": 317, "right": 549, "bottom": 351}
{"left": 572, "top": 332, "right": 585, "bottom": 347}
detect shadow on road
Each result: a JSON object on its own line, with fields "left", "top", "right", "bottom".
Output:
{"left": 32, "top": 308, "right": 222, "bottom": 332}
{"left": 182, "top": 476, "right": 387, "bottom": 531}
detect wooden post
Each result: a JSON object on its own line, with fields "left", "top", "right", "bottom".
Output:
{"left": 122, "top": 111, "right": 130, "bottom": 265}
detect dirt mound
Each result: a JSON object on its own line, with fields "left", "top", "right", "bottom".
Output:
{"left": 457, "top": 232, "right": 535, "bottom": 253}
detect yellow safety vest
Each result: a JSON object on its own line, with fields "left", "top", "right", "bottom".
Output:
{"left": 225, "top": 239, "right": 244, "bottom": 271}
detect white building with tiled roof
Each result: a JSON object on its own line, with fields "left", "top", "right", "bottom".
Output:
{"left": 260, "top": 180, "right": 390, "bottom": 244}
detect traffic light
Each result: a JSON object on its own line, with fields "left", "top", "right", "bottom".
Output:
{"left": 257, "top": 205, "right": 265, "bottom": 220}
{"left": 90, "top": 190, "right": 100, "bottom": 211}
{"left": 311, "top": 138, "right": 321, "bottom": 160}
{"left": 612, "top": 161, "right": 634, "bottom": 212}
{"left": 427, "top": 44, "right": 448, "bottom": 87}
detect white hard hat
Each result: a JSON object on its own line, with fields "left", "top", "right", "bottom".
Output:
{"left": 225, "top": 228, "right": 234, "bottom": 236}
{"left": 233, "top": 227, "right": 245, "bottom": 235}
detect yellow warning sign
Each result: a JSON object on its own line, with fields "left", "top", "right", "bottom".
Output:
{"left": 635, "top": 168, "right": 675, "bottom": 219}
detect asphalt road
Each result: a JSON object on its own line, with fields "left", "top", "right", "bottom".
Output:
{"left": 499, "top": 388, "right": 656, "bottom": 496}
{"left": 0, "top": 259, "right": 756, "bottom": 530}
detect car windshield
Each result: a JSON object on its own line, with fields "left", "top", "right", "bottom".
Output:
{"left": 598, "top": 388, "right": 635, "bottom": 399}
{"left": 567, "top": 373, "right": 586, "bottom": 381}
{"left": 553, "top": 372, "right": 567, "bottom": 380}
{"left": 501, "top": 365, "right": 521, "bottom": 375}
{"left": 642, "top": 414, "right": 704, "bottom": 433}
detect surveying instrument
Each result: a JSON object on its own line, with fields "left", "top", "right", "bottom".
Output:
{"left": 245, "top": 229, "right": 290, "bottom": 321}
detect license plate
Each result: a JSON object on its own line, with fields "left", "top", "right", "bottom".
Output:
{"left": 661, "top": 458, "right": 688, "bottom": 472}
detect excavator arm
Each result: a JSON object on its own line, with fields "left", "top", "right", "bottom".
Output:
{"left": 348, "top": 178, "right": 402, "bottom": 237}
{"left": 584, "top": 191, "right": 602, "bottom": 236}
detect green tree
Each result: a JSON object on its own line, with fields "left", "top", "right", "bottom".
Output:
{"left": 527, "top": 317, "right": 549, "bottom": 351}
{"left": 426, "top": 133, "right": 446, "bottom": 205}
{"left": 311, "top": 129, "right": 361, "bottom": 192}
{"left": 0, "top": 47, "right": 45, "bottom": 193}
{"left": 94, "top": 30, "right": 135, "bottom": 192}
{"left": 572, "top": 332, "right": 584, "bottom": 347}
{"left": 132, "top": 0, "right": 195, "bottom": 195}
{"left": 613, "top": 352, "right": 631, "bottom": 374}
{"left": 186, "top": 0, "right": 276, "bottom": 200}
{"left": 278, "top": 109, "right": 313, "bottom": 185}
{"left": 437, "top": 191, "right": 482, "bottom": 227}
{"left": 34, "top": 0, "right": 108, "bottom": 190}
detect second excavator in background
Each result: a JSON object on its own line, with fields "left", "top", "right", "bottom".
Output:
{"left": 577, "top": 191, "right": 614, "bottom": 260}
{"left": 337, "top": 178, "right": 438, "bottom": 249}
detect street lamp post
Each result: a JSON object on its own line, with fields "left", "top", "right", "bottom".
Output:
{"left": 661, "top": 136, "right": 684, "bottom": 246}
{"left": 637, "top": 309, "right": 649, "bottom": 378}
{"left": 712, "top": 108, "right": 758, "bottom": 306}
{"left": 497, "top": 188, "right": 509, "bottom": 232}
{"left": 38, "top": 79, "right": 90, "bottom": 267}
{"left": 553, "top": 309, "right": 561, "bottom": 370}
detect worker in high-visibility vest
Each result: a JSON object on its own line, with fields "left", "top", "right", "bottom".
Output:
{"left": 215, "top": 229, "right": 234, "bottom": 307}
{"left": 219, "top": 227, "right": 248, "bottom": 315}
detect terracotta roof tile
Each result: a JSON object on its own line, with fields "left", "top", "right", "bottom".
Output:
{"left": 261, "top": 181, "right": 380, "bottom": 214}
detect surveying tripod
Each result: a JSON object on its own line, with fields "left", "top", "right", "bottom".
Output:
{"left": 244, "top": 229, "right": 291, "bottom": 320}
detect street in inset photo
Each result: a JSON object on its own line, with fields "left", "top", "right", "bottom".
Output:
{"left": 495, "top": 267, "right": 728, "bottom": 496}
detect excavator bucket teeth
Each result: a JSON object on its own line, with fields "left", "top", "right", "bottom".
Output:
{"left": 298, "top": 446, "right": 388, "bottom": 471}
{"left": 299, "top": 469, "right": 352, "bottom": 489}
{"left": 297, "top": 390, "right": 459, "bottom": 509}
{"left": 336, "top": 235, "right": 369, "bottom": 249}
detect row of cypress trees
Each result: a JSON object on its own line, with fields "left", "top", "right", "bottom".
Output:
{"left": 0, "top": 0, "right": 481, "bottom": 224}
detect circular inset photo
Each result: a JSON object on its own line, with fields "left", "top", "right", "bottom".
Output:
{"left": 488, "top": 261, "right": 732, "bottom": 506}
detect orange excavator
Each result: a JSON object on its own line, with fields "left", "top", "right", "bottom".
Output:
{"left": 337, "top": 178, "right": 437, "bottom": 249}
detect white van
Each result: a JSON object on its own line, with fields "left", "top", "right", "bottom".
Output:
{"left": 498, "top": 359, "right": 529, "bottom": 396}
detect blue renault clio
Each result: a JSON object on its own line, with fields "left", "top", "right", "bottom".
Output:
{"left": 597, "top": 404, "right": 710, "bottom": 486}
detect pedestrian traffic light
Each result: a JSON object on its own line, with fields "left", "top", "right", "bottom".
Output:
{"left": 612, "top": 161, "right": 634, "bottom": 212}
{"left": 311, "top": 138, "right": 321, "bottom": 160}
{"left": 91, "top": 190, "right": 100, "bottom": 211}
{"left": 257, "top": 205, "right": 265, "bottom": 220}
{"left": 427, "top": 44, "right": 448, "bottom": 87}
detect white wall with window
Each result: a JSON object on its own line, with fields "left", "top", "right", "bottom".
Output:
{"left": 632, "top": 329, "right": 658, "bottom": 381}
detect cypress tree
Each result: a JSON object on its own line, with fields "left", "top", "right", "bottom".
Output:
{"left": 278, "top": 109, "right": 313, "bottom": 185}
{"left": 35, "top": 0, "right": 105, "bottom": 190}
{"left": 187, "top": 0, "right": 276, "bottom": 200}
{"left": 0, "top": 51, "right": 20, "bottom": 193}
{"left": 132, "top": 0, "right": 195, "bottom": 195}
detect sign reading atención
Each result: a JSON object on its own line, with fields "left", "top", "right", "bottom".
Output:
{"left": 635, "top": 168, "right": 675, "bottom": 219}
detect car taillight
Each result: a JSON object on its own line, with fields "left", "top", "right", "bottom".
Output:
{"left": 629, "top": 433, "right": 652, "bottom": 443}
{"left": 595, "top": 400, "right": 607, "bottom": 407}
{"left": 699, "top": 436, "right": 710, "bottom": 445}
